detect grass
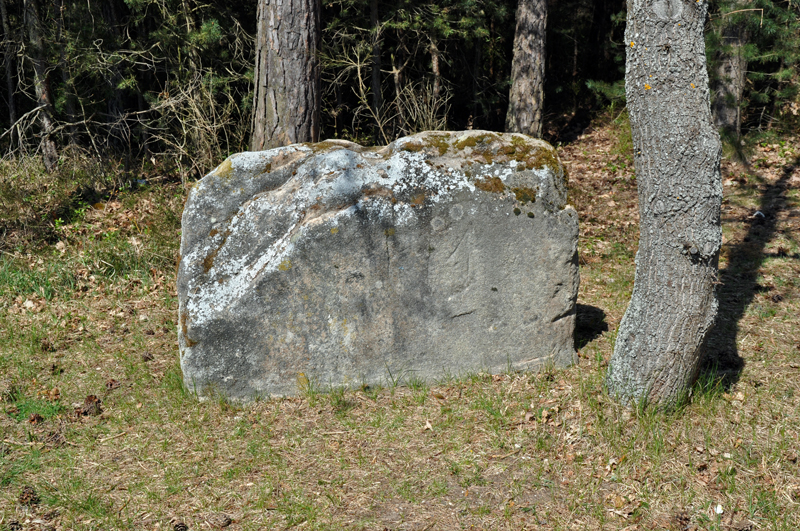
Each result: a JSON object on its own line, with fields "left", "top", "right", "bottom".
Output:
{"left": 0, "top": 126, "right": 799, "bottom": 530}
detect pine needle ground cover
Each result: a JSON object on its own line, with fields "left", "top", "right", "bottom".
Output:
{"left": 1, "top": 124, "right": 798, "bottom": 530}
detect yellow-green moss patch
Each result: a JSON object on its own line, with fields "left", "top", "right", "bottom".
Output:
{"left": 511, "top": 187, "right": 536, "bottom": 204}
{"left": 475, "top": 177, "right": 506, "bottom": 194}
{"left": 401, "top": 142, "right": 424, "bottom": 152}
{"left": 202, "top": 247, "right": 220, "bottom": 274}
{"left": 213, "top": 158, "right": 234, "bottom": 179}
{"left": 454, "top": 133, "right": 499, "bottom": 150}
{"left": 426, "top": 135, "right": 451, "bottom": 156}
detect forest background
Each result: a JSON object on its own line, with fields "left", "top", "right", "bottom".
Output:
{"left": 1, "top": 0, "right": 799, "bottom": 240}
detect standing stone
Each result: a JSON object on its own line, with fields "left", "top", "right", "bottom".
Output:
{"left": 178, "top": 131, "right": 579, "bottom": 399}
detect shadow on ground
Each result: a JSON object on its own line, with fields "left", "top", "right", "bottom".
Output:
{"left": 574, "top": 304, "right": 608, "bottom": 350}
{"left": 702, "top": 163, "right": 798, "bottom": 387}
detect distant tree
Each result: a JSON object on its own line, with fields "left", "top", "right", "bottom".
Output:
{"left": 251, "top": 0, "right": 321, "bottom": 150}
{"left": 505, "top": 0, "right": 546, "bottom": 137}
{"left": 710, "top": 2, "right": 749, "bottom": 140}
{"left": 711, "top": 17, "right": 747, "bottom": 139}
{"left": 24, "top": 0, "right": 58, "bottom": 170}
{"left": 606, "top": 0, "right": 723, "bottom": 406}
{"left": 0, "top": 0, "right": 16, "bottom": 143}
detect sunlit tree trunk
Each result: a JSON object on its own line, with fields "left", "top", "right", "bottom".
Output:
{"left": 251, "top": 0, "right": 320, "bottom": 151}
{"left": 24, "top": 0, "right": 58, "bottom": 170}
{"left": 505, "top": 0, "right": 546, "bottom": 137}
{"left": 606, "top": 0, "right": 722, "bottom": 407}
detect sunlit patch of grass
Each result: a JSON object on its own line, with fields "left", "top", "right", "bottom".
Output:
{"left": 0, "top": 255, "right": 76, "bottom": 300}
{"left": 6, "top": 398, "right": 66, "bottom": 423}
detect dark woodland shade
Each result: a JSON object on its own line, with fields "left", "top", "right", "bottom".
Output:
{"left": 251, "top": 0, "right": 321, "bottom": 151}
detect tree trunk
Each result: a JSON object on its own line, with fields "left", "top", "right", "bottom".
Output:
{"left": 370, "top": 0, "right": 382, "bottom": 140}
{"left": 430, "top": 39, "right": 441, "bottom": 103}
{"left": 251, "top": 0, "right": 320, "bottom": 151}
{"left": 24, "top": 0, "right": 58, "bottom": 171}
{"left": 711, "top": 11, "right": 747, "bottom": 139}
{"left": 56, "top": 0, "right": 78, "bottom": 144}
{"left": 505, "top": 0, "right": 546, "bottom": 138}
{"left": 0, "top": 0, "right": 16, "bottom": 141}
{"left": 101, "top": 0, "right": 129, "bottom": 152}
{"left": 606, "top": 0, "right": 722, "bottom": 407}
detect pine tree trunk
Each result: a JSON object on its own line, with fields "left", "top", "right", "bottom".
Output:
{"left": 251, "top": 0, "right": 320, "bottom": 151}
{"left": 0, "top": 0, "right": 16, "bottom": 141}
{"left": 370, "top": 0, "right": 382, "bottom": 140}
{"left": 606, "top": 0, "right": 722, "bottom": 407}
{"left": 101, "top": 0, "right": 129, "bottom": 151}
{"left": 711, "top": 13, "right": 747, "bottom": 139}
{"left": 429, "top": 38, "right": 442, "bottom": 103}
{"left": 24, "top": 0, "right": 58, "bottom": 171}
{"left": 505, "top": 0, "right": 546, "bottom": 138}
{"left": 56, "top": 0, "right": 78, "bottom": 143}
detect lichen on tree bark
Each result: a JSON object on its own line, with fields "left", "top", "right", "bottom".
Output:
{"left": 606, "top": 0, "right": 722, "bottom": 406}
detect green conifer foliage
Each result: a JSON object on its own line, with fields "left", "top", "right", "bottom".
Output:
{"left": 707, "top": 0, "right": 800, "bottom": 134}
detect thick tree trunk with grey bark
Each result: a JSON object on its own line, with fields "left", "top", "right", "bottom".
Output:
{"left": 606, "top": 0, "right": 722, "bottom": 406}
{"left": 711, "top": 13, "right": 747, "bottom": 139}
{"left": 24, "top": 0, "right": 58, "bottom": 171}
{"left": 505, "top": 0, "right": 546, "bottom": 138}
{"left": 251, "top": 0, "right": 320, "bottom": 151}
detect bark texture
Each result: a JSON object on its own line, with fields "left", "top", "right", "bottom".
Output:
{"left": 24, "top": 0, "right": 58, "bottom": 171}
{"left": 606, "top": 0, "right": 722, "bottom": 406}
{"left": 370, "top": 0, "right": 382, "bottom": 124}
{"left": 505, "top": 0, "right": 546, "bottom": 138}
{"left": 0, "top": 0, "right": 16, "bottom": 136}
{"left": 711, "top": 14, "right": 747, "bottom": 138}
{"left": 251, "top": 0, "right": 320, "bottom": 151}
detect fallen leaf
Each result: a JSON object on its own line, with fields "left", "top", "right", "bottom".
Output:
{"left": 424, "top": 419, "right": 433, "bottom": 431}
{"left": 18, "top": 485, "right": 40, "bottom": 506}
{"left": 77, "top": 395, "right": 102, "bottom": 416}
{"left": 44, "top": 431, "right": 67, "bottom": 448}
{"left": 208, "top": 514, "right": 233, "bottom": 528}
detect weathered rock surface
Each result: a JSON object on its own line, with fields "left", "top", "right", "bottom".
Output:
{"left": 178, "top": 131, "right": 579, "bottom": 399}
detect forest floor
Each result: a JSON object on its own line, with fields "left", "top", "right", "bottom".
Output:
{"left": 1, "top": 119, "right": 799, "bottom": 530}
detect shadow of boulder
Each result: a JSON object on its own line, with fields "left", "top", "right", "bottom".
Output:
{"left": 575, "top": 304, "right": 608, "bottom": 350}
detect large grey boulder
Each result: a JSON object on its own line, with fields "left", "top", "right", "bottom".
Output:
{"left": 178, "top": 131, "right": 579, "bottom": 399}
